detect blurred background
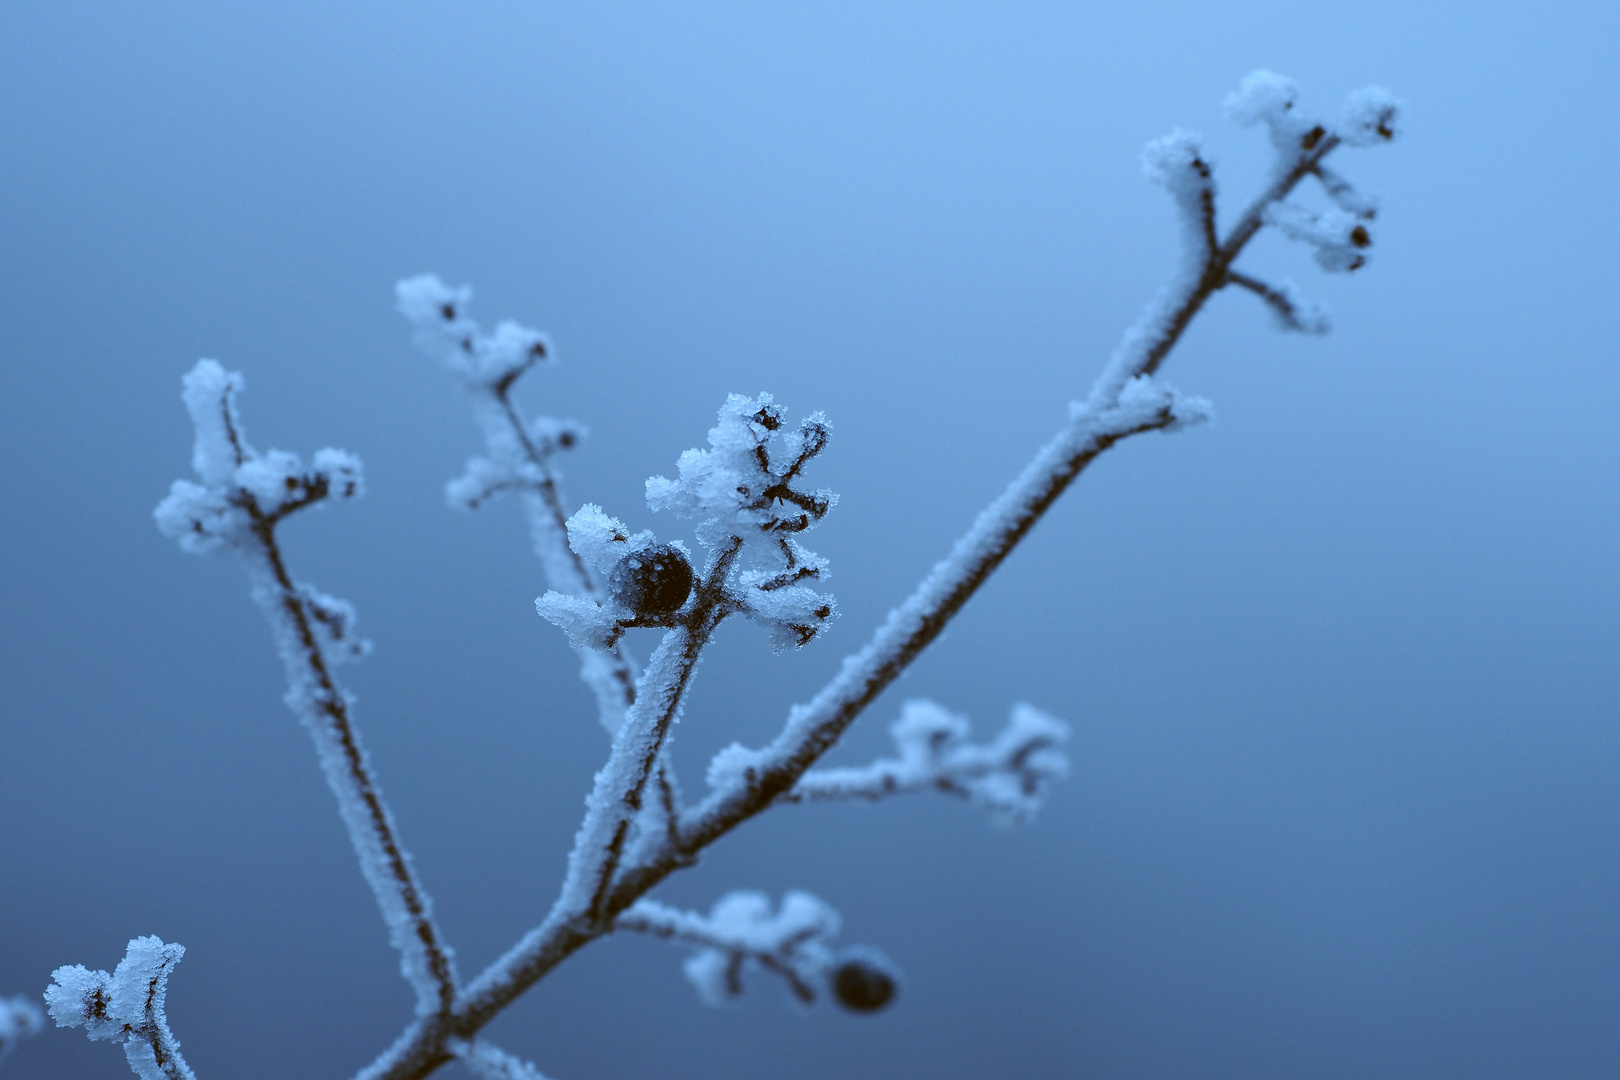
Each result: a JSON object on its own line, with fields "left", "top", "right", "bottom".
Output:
{"left": 2, "top": 2, "right": 1617, "bottom": 1077}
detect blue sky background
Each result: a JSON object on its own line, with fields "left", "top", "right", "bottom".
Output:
{"left": 2, "top": 2, "right": 1617, "bottom": 1078}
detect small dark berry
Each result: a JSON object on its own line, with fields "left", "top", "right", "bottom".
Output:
{"left": 1349, "top": 225, "right": 1371, "bottom": 248}
{"left": 829, "top": 954, "right": 898, "bottom": 1013}
{"left": 609, "top": 543, "right": 694, "bottom": 617}
{"left": 439, "top": 303, "right": 456, "bottom": 320}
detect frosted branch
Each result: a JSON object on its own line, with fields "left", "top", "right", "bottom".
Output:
{"left": 351, "top": 71, "right": 1402, "bottom": 1080}
{"left": 448, "top": 1039, "right": 557, "bottom": 1080}
{"left": 0, "top": 996, "right": 44, "bottom": 1066}
{"left": 781, "top": 700, "right": 1069, "bottom": 825}
{"left": 45, "top": 937, "right": 196, "bottom": 1080}
{"left": 1225, "top": 271, "right": 1331, "bottom": 334}
{"left": 617, "top": 893, "right": 899, "bottom": 1012}
{"left": 398, "top": 276, "right": 638, "bottom": 735}
{"left": 156, "top": 362, "right": 457, "bottom": 1017}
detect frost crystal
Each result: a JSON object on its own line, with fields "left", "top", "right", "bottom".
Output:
{"left": 46, "top": 937, "right": 196, "bottom": 1080}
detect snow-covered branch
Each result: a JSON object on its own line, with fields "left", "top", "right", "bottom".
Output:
{"left": 398, "top": 276, "right": 638, "bottom": 735}
{"left": 153, "top": 362, "right": 457, "bottom": 1018}
{"left": 112, "top": 69, "right": 1403, "bottom": 1080}
{"left": 0, "top": 996, "right": 43, "bottom": 1067}
{"left": 781, "top": 700, "right": 1069, "bottom": 825}
{"left": 45, "top": 937, "right": 196, "bottom": 1080}
{"left": 351, "top": 71, "right": 1400, "bottom": 1080}
{"left": 617, "top": 893, "right": 899, "bottom": 1012}
{"left": 448, "top": 1038, "right": 557, "bottom": 1080}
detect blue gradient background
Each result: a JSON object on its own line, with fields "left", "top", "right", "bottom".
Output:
{"left": 2, "top": 2, "right": 1617, "bottom": 1078}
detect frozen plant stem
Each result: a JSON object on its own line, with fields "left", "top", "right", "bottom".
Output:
{"left": 356, "top": 71, "right": 1398, "bottom": 1080}
{"left": 52, "top": 71, "right": 1398, "bottom": 1080}
{"left": 148, "top": 361, "right": 459, "bottom": 1019}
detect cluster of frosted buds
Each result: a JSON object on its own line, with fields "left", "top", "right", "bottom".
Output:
{"left": 396, "top": 275, "right": 588, "bottom": 515}
{"left": 1231, "top": 70, "right": 1396, "bottom": 277}
{"left": 782, "top": 700, "right": 1071, "bottom": 825}
{"left": 153, "top": 361, "right": 365, "bottom": 553}
{"left": 537, "top": 393, "right": 839, "bottom": 652}
{"left": 396, "top": 274, "right": 553, "bottom": 393}
{"left": 619, "top": 892, "right": 900, "bottom": 1013}
{"left": 45, "top": 937, "right": 196, "bottom": 1080}
{"left": 647, "top": 393, "right": 839, "bottom": 650}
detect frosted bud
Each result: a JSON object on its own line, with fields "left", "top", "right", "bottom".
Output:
{"left": 1339, "top": 85, "right": 1400, "bottom": 146}
{"left": 609, "top": 543, "right": 695, "bottom": 617}
{"left": 828, "top": 949, "right": 900, "bottom": 1013}
{"left": 1224, "top": 69, "right": 1298, "bottom": 126}
{"left": 154, "top": 479, "right": 244, "bottom": 554}
{"left": 1141, "top": 129, "right": 1211, "bottom": 188}
{"left": 564, "top": 504, "right": 648, "bottom": 576}
{"left": 299, "top": 585, "right": 370, "bottom": 663}
{"left": 43, "top": 965, "right": 118, "bottom": 1040}
{"left": 396, "top": 273, "right": 472, "bottom": 330}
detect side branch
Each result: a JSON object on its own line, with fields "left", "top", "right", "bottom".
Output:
{"left": 246, "top": 512, "right": 458, "bottom": 1015}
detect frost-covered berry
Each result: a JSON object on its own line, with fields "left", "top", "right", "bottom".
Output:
{"left": 609, "top": 543, "right": 694, "bottom": 616}
{"left": 829, "top": 952, "right": 898, "bottom": 1013}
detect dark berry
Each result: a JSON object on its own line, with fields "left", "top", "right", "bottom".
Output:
{"left": 829, "top": 953, "right": 898, "bottom": 1013}
{"left": 609, "top": 543, "right": 694, "bottom": 617}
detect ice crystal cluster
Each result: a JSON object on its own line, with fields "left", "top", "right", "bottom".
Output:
{"left": 19, "top": 71, "right": 1399, "bottom": 1080}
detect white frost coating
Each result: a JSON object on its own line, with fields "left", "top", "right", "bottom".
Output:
{"left": 395, "top": 274, "right": 552, "bottom": 388}
{"left": 1313, "top": 164, "right": 1379, "bottom": 221}
{"left": 619, "top": 892, "right": 855, "bottom": 1007}
{"left": 564, "top": 504, "right": 646, "bottom": 576}
{"left": 397, "top": 275, "right": 636, "bottom": 736}
{"left": 534, "top": 590, "right": 620, "bottom": 651}
{"left": 449, "top": 1039, "right": 556, "bottom": 1080}
{"left": 1224, "top": 69, "right": 1299, "bottom": 129}
{"left": 155, "top": 362, "right": 456, "bottom": 1018}
{"left": 1264, "top": 202, "right": 1371, "bottom": 271}
{"left": 790, "top": 700, "right": 1070, "bottom": 824}
{"left": 349, "top": 76, "right": 1404, "bottom": 1080}
{"left": 0, "top": 996, "right": 43, "bottom": 1063}
{"left": 46, "top": 937, "right": 197, "bottom": 1080}
{"left": 1339, "top": 85, "right": 1401, "bottom": 146}
{"left": 1109, "top": 373, "right": 1215, "bottom": 432}
{"left": 180, "top": 359, "right": 247, "bottom": 487}
{"left": 1247, "top": 277, "right": 1332, "bottom": 335}
{"left": 249, "top": 560, "right": 456, "bottom": 1016}
{"left": 646, "top": 393, "right": 839, "bottom": 649}
{"left": 555, "top": 626, "right": 693, "bottom": 916}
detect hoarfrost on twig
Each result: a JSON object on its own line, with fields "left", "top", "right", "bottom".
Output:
{"left": 781, "top": 700, "right": 1070, "bottom": 825}
{"left": 154, "top": 362, "right": 457, "bottom": 1018}
{"left": 618, "top": 892, "right": 899, "bottom": 1012}
{"left": 45, "top": 937, "right": 196, "bottom": 1080}
{"left": 448, "top": 1039, "right": 557, "bottom": 1080}
{"left": 397, "top": 275, "right": 637, "bottom": 735}
{"left": 115, "top": 70, "right": 1402, "bottom": 1080}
